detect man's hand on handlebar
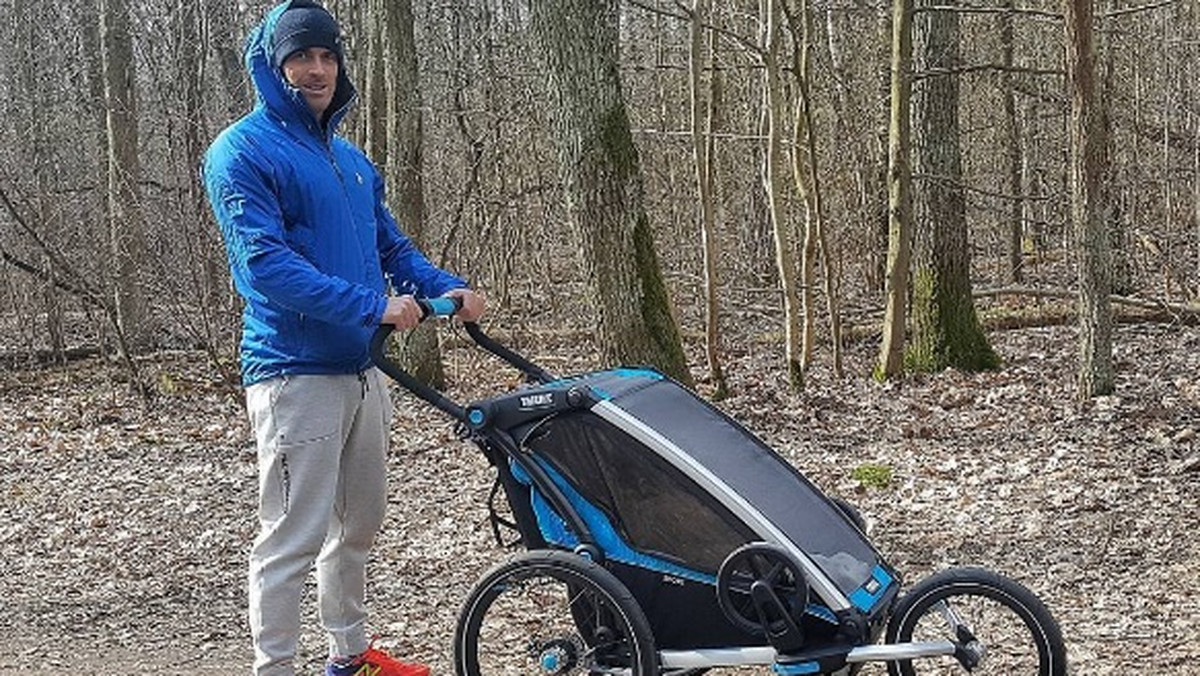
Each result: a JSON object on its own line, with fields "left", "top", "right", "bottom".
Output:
{"left": 381, "top": 289, "right": 485, "bottom": 330}
{"left": 442, "top": 288, "right": 486, "bottom": 323}
{"left": 381, "top": 295, "right": 424, "bottom": 330}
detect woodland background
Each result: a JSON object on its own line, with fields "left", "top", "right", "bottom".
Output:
{"left": 1, "top": 0, "right": 1198, "bottom": 673}
{"left": 3, "top": 0, "right": 1200, "bottom": 384}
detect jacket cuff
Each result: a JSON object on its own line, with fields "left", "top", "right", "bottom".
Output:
{"left": 364, "top": 294, "right": 388, "bottom": 326}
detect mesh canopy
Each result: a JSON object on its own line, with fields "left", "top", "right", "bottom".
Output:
{"left": 515, "top": 370, "right": 885, "bottom": 600}
{"left": 525, "top": 411, "right": 758, "bottom": 574}
{"left": 604, "top": 374, "right": 883, "bottom": 596}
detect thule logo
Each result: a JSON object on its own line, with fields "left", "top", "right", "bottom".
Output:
{"left": 520, "top": 393, "right": 554, "bottom": 409}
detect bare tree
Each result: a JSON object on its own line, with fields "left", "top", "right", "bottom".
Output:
{"left": 689, "top": 0, "right": 729, "bottom": 397}
{"left": 907, "top": 0, "right": 998, "bottom": 373}
{"left": 102, "top": 0, "right": 150, "bottom": 351}
{"left": 1000, "top": 0, "right": 1024, "bottom": 283}
{"left": 531, "top": 0, "right": 691, "bottom": 384}
{"left": 761, "top": 0, "right": 804, "bottom": 387}
{"left": 1064, "top": 0, "right": 1114, "bottom": 397}
{"left": 784, "top": 0, "right": 844, "bottom": 379}
{"left": 878, "top": 0, "right": 915, "bottom": 380}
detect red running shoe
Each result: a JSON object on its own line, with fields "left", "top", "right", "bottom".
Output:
{"left": 326, "top": 640, "right": 431, "bottom": 676}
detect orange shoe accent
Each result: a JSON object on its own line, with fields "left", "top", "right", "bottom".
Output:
{"left": 351, "top": 640, "right": 431, "bottom": 676}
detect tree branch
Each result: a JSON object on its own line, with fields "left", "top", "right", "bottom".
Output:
{"left": 1104, "top": 0, "right": 1179, "bottom": 18}
{"left": 914, "top": 64, "right": 1063, "bottom": 81}
{"left": 625, "top": 0, "right": 763, "bottom": 57}
{"left": 0, "top": 247, "right": 91, "bottom": 298}
{"left": 976, "top": 286, "right": 1200, "bottom": 319}
{"left": 913, "top": 5, "right": 1060, "bottom": 19}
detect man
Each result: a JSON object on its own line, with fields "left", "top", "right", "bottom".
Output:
{"left": 202, "top": 2, "right": 483, "bottom": 674}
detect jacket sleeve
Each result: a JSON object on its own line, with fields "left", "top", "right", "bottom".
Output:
{"left": 371, "top": 167, "right": 467, "bottom": 298}
{"left": 204, "top": 143, "right": 388, "bottom": 327}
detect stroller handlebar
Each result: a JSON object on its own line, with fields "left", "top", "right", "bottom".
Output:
{"left": 461, "top": 322, "right": 557, "bottom": 384}
{"left": 369, "top": 299, "right": 558, "bottom": 420}
{"left": 370, "top": 322, "right": 466, "bottom": 420}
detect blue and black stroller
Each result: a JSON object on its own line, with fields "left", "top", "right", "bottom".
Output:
{"left": 371, "top": 304, "right": 1067, "bottom": 676}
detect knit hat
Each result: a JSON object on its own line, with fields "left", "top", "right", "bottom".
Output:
{"left": 271, "top": 1, "right": 343, "bottom": 69}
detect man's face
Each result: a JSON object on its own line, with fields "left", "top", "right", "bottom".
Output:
{"left": 281, "top": 47, "right": 339, "bottom": 119}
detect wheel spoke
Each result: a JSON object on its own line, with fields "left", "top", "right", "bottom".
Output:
{"left": 457, "top": 552, "right": 655, "bottom": 676}
{"left": 886, "top": 569, "right": 1066, "bottom": 676}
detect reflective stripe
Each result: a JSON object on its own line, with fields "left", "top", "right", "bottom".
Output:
{"left": 592, "top": 401, "right": 852, "bottom": 611}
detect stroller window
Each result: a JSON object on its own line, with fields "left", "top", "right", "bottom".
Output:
{"left": 525, "top": 411, "right": 757, "bottom": 574}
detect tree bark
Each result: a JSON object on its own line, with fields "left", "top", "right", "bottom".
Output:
{"left": 364, "top": 0, "right": 388, "bottom": 166}
{"left": 102, "top": 0, "right": 151, "bottom": 352}
{"left": 689, "top": 0, "right": 728, "bottom": 398}
{"left": 761, "top": 0, "right": 804, "bottom": 388}
{"left": 383, "top": 0, "right": 446, "bottom": 388}
{"left": 906, "top": 0, "right": 998, "bottom": 373}
{"left": 1063, "top": 0, "right": 1114, "bottom": 397}
{"left": 531, "top": 0, "right": 691, "bottom": 384}
{"left": 1000, "top": 0, "right": 1024, "bottom": 284}
{"left": 877, "top": 0, "right": 915, "bottom": 380}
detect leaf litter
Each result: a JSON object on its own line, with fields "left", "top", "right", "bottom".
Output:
{"left": 0, "top": 322, "right": 1196, "bottom": 674}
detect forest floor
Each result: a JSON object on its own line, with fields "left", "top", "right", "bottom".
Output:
{"left": 1, "top": 316, "right": 1198, "bottom": 675}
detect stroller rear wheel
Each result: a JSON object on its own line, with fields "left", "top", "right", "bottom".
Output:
{"left": 885, "top": 567, "right": 1067, "bottom": 676}
{"left": 454, "top": 550, "right": 658, "bottom": 675}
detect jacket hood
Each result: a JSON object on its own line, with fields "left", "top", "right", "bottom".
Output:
{"left": 245, "top": 0, "right": 356, "bottom": 134}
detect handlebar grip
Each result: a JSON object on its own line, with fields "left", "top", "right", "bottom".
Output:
{"left": 418, "top": 296, "right": 464, "bottom": 320}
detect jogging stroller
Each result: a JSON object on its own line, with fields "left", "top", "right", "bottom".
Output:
{"left": 371, "top": 302, "right": 1067, "bottom": 676}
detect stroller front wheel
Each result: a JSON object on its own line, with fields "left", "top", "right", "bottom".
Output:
{"left": 454, "top": 549, "right": 658, "bottom": 675}
{"left": 885, "top": 567, "right": 1067, "bottom": 676}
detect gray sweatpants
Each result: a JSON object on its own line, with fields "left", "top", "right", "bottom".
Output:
{"left": 244, "top": 369, "right": 391, "bottom": 676}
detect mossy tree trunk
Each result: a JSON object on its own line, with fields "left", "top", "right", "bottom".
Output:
{"left": 906, "top": 0, "right": 998, "bottom": 373}
{"left": 531, "top": 0, "right": 691, "bottom": 385}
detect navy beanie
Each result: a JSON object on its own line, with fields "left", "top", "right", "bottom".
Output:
{"left": 271, "top": 1, "right": 342, "bottom": 69}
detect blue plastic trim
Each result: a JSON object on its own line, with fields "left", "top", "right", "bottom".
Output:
{"left": 848, "top": 564, "right": 895, "bottom": 612}
{"left": 521, "top": 460, "right": 716, "bottom": 585}
{"left": 772, "top": 661, "right": 821, "bottom": 674}
{"left": 609, "top": 368, "right": 664, "bottom": 380}
{"left": 805, "top": 603, "right": 838, "bottom": 625}
{"left": 539, "top": 368, "right": 665, "bottom": 401}
{"left": 425, "top": 297, "right": 458, "bottom": 316}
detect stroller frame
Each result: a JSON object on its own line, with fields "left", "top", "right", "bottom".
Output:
{"left": 371, "top": 316, "right": 1067, "bottom": 676}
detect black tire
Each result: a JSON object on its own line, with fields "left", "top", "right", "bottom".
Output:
{"left": 886, "top": 567, "right": 1067, "bottom": 676}
{"left": 454, "top": 550, "right": 658, "bottom": 675}
{"left": 715, "top": 542, "right": 809, "bottom": 639}
{"left": 830, "top": 496, "right": 868, "bottom": 533}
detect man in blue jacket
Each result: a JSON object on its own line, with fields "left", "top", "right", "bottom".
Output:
{"left": 203, "top": 2, "right": 482, "bottom": 674}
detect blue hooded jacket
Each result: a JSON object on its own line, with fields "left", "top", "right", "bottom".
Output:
{"left": 203, "top": 0, "right": 465, "bottom": 386}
